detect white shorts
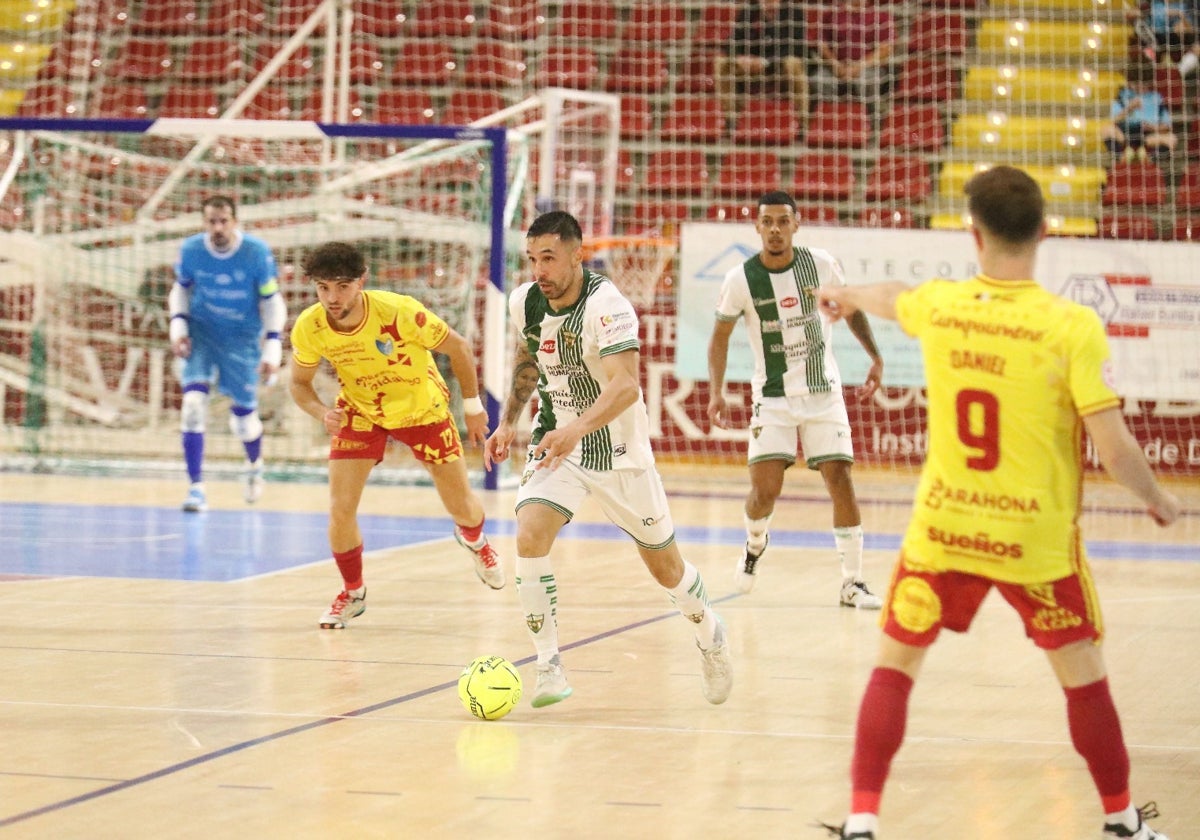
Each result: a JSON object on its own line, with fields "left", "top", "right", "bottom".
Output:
{"left": 515, "top": 449, "right": 676, "bottom": 549}
{"left": 748, "top": 391, "right": 854, "bottom": 470}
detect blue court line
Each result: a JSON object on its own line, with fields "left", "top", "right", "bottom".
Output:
{"left": 0, "top": 502, "right": 1194, "bottom": 583}
{"left": 0, "top": 596, "right": 734, "bottom": 828}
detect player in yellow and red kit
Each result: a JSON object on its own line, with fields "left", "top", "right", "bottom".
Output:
{"left": 289, "top": 241, "right": 504, "bottom": 629}
{"left": 813, "top": 166, "right": 1180, "bottom": 840}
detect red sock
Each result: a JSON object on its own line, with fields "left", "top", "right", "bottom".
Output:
{"left": 333, "top": 544, "right": 364, "bottom": 592}
{"left": 458, "top": 517, "right": 485, "bottom": 544}
{"left": 850, "top": 667, "right": 914, "bottom": 814}
{"left": 1064, "top": 678, "right": 1130, "bottom": 814}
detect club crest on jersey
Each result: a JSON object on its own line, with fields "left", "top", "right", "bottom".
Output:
{"left": 539, "top": 338, "right": 556, "bottom": 354}
{"left": 375, "top": 337, "right": 393, "bottom": 356}
{"left": 560, "top": 331, "right": 577, "bottom": 348}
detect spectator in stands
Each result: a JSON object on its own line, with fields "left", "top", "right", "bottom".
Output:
{"left": 811, "top": 0, "right": 897, "bottom": 115}
{"left": 169, "top": 196, "right": 286, "bottom": 513}
{"left": 1130, "top": 0, "right": 1200, "bottom": 75}
{"left": 714, "top": 0, "right": 810, "bottom": 131}
{"left": 1102, "top": 59, "right": 1177, "bottom": 163}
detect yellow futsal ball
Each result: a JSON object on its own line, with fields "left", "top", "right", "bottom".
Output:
{"left": 458, "top": 655, "right": 522, "bottom": 720}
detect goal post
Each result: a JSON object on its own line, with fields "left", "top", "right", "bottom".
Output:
{"left": 0, "top": 116, "right": 527, "bottom": 486}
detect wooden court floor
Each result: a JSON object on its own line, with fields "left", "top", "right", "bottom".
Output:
{"left": 0, "top": 467, "right": 1197, "bottom": 839}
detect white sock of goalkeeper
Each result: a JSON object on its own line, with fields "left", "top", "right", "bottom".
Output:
{"left": 835, "top": 524, "right": 865, "bottom": 581}
{"left": 516, "top": 554, "right": 559, "bottom": 665}
{"left": 666, "top": 560, "right": 718, "bottom": 649}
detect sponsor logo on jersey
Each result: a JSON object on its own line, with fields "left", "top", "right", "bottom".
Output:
{"left": 927, "top": 527, "right": 1024, "bottom": 559}
{"left": 891, "top": 576, "right": 941, "bottom": 634}
{"left": 923, "top": 477, "right": 1041, "bottom": 513}
{"left": 780, "top": 296, "right": 799, "bottom": 308}
{"left": 613, "top": 443, "right": 626, "bottom": 457}
{"left": 539, "top": 338, "right": 556, "bottom": 354}
{"left": 415, "top": 311, "right": 426, "bottom": 328}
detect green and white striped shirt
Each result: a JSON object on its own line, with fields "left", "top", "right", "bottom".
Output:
{"left": 510, "top": 269, "right": 655, "bottom": 472}
{"left": 715, "top": 246, "right": 845, "bottom": 398}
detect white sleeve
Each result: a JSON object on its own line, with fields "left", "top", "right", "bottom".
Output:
{"left": 259, "top": 292, "right": 287, "bottom": 367}
{"left": 168, "top": 282, "right": 190, "bottom": 342}
{"left": 714, "top": 267, "right": 746, "bottom": 321}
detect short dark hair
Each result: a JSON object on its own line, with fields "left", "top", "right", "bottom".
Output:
{"left": 964, "top": 165, "right": 1044, "bottom": 245}
{"left": 201, "top": 195, "right": 237, "bottom": 217}
{"left": 527, "top": 210, "right": 583, "bottom": 244}
{"left": 757, "top": 190, "right": 796, "bottom": 210}
{"left": 302, "top": 241, "right": 366, "bottom": 279}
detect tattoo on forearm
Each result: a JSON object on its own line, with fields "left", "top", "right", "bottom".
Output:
{"left": 502, "top": 349, "right": 540, "bottom": 424}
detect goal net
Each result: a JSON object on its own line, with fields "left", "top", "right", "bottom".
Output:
{"left": 0, "top": 118, "right": 531, "bottom": 480}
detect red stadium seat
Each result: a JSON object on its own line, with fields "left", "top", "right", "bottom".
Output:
{"left": 859, "top": 206, "right": 917, "bottom": 228}
{"left": 241, "top": 88, "right": 293, "bottom": 120}
{"left": 1102, "top": 161, "right": 1166, "bottom": 207}
{"left": 111, "top": 39, "right": 174, "bottom": 80}
{"left": 795, "top": 205, "right": 840, "bottom": 225}
{"left": 18, "top": 82, "right": 75, "bottom": 116}
{"left": 695, "top": 3, "right": 737, "bottom": 45}
{"left": 1174, "top": 166, "right": 1200, "bottom": 209}
{"left": 376, "top": 89, "right": 437, "bottom": 124}
{"left": 879, "top": 104, "right": 945, "bottom": 151}
{"left": 202, "top": 0, "right": 267, "bottom": 33}
{"left": 661, "top": 96, "right": 726, "bottom": 143}
{"left": 646, "top": 148, "right": 711, "bottom": 195}
{"left": 94, "top": 84, "right": 147, "bottom": 118}
{"left": 462, "top": 40, "right": 526, "bottom": 88}
{"left": 536, "top": 47, "right": 599, "bottom": 90}
{"left": 252, "top": 43, "right": 315, "bottom": 82}
{"left": 715, "top": 150, "right": 782, "bottom": 199}
{"left": 553, "top": 0, "right": 618, "bottom": 39}
{"left": 1170, "top": 215, "right": 1200, "bottom": 240}
{"left": 409, "top": 0, "right": 477, "bottom": 37}
{"left": 628, "top": 200, "right": 693, "bottom": 233}
{"left": 349, "top": 43, "right": 384, "bottom": 85}
{"left": 159, "top": 85, "right": 221, "bottom": 118}
{"left": 353, "top": 0, "right": 409, "bottom": 37}
{"left": 622, "top": 5, "right": 689, "bottom": 42}
{"left": 791, "top": 152, "right": 855, "bottom": 201}
{"left": 604, "top": 48, "right": 669, "bottom": 94}
{"left": 864, "top": 155, "right": 931, "bottom": 202}
{"left": 619, "top": 94, "right": 653, "bottom": 139}
{"left": 896, "top": 58, "right": 961, "bottom": 102}
{"left": 178, "top": 40, "right": 244, "bottom": 82}
{"left": 733, "top": 97, "right": 801, "bottom": 145}
{"left": 443, "top": 89, "right": 506, "bottom": 125}
{"left": 805, "top": 101, "right": 871, "bottom": 148}
{"left": 708, "top": 202, "right": 756, "bottom": 222}
{"left": 675, "top": 50, "right": 719, "bottom": 94}
{"left": 391, "top": 41, "right": 456, "bottom": 86}
{"left": 267, "top": 0, "right": 323, "bottom": 33}
{"left": 1097, "top": 212, "right": 1160, "bottom": 240}
{"left": 1153, "top": 65, "right": 1186, "bottom": 110}
{"left": 298, "top": 87, "right": 367, "bottom": 121}
{"left": 480, "top": 0, "right": 544, "bottom": 39}
{"left": 131, "top": 0, "right": 200, "bottom": 34}
{"left": 907, "top": 12, "right": 969, "bottom": 56}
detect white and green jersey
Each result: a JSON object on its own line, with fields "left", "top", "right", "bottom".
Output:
{"left": 715, "top": 246, "right": 845, "bottom": 398}
{"left": 510, "top": 269, "right": 656, "bottom": 472}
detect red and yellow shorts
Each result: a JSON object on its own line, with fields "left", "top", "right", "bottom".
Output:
{"left": 881, "top": 551, "right": 1103, "bottom": 650}
{"left": 330, "top": 403, "right": 463, "bottom": 465}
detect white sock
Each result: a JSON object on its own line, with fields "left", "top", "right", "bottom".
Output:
{"left": 844, "top": 813, "right": 879, "bottom": 836}
{"left": 1104, "top": 805, "right": 1139, "bottom": 831}
{"left": 744, "top": 511, "right": 772, "bottom": 555}
{"left": 666, "top": 560, "right": 718, "bottom": 648}
{"left": 834, "top": 524, "right": 865, "bottom": 580}
{"left": 1180, "top": 50, "right": 1199, "bottom": 77}
{"left": 516, "top": 554, "right": 559, "bottom": 665}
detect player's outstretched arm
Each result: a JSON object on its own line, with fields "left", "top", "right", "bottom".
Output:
{"left": 484, "top": 344, "right": 540, "bottom": 471}
{"left": 813, "top": 281, "right": 909, "bottom": 323}
{"left": 1084, "top": 407, "right": 1181, "bottom": 526}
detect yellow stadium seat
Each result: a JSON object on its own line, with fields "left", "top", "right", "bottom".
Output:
{"left": 952, "top": 113, "right": 1106, "bottom": 154}
{"left": 931, "top": 211, "right": 1098, "bottom": 236}
{"left": 0, "top": 0, "right": 74, "bottom": 33}
{"left": 0, "top": 87, "right": 21, "bottom": 116}
{"left": 963, "top": 66, "right": 1125, "bottom": 106}
{"left": 988, "top": 0, "right": 1122, "bottom": 12}
{"left": 939, "top": 162, "right": 1108, "bottom": 205}
{"left": 0, "top": 42, "right": 53, "bottom": 79}
{"left": 975, "top": 20, "right": 1131, "bottom": 62}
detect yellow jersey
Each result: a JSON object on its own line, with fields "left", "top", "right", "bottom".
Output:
{"left": 895, "top": 275, "right": 1120, "bottom": 583}
{"left": 290, "top": 290, "right": 453, "bottom": 429}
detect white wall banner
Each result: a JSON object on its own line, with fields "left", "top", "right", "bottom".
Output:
{"left": 677, "top": 223, "right": 1200, "bottom": 400}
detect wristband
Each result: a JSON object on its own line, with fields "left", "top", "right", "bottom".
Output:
{"left": 168, "top": 316, "right": 189, "bottom": 343}
{"left": 261, "top": 337, "right": 282, "bottom": 368}
{"left": 462, "top": 396, "right": 484, "bottom": 416}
